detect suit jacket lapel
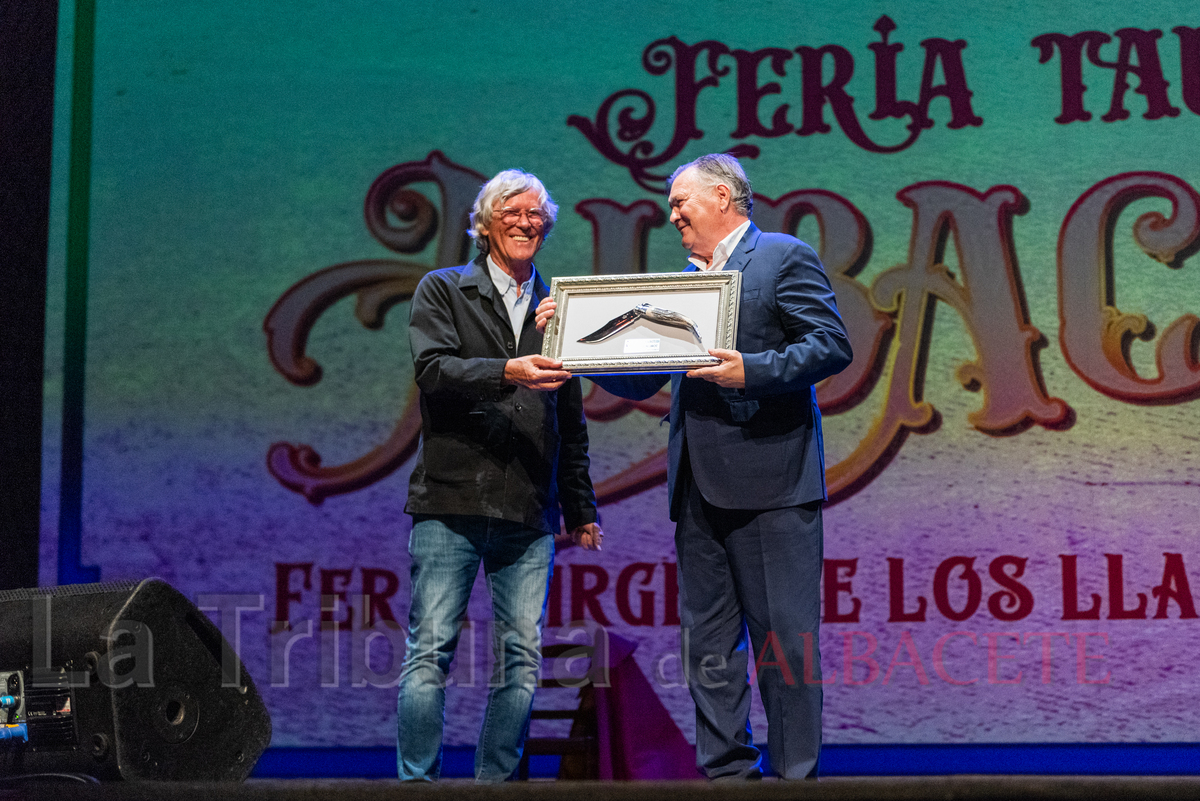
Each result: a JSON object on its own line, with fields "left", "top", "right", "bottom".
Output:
{"left": 722, "top": 222, "right": 760, "bottom": 273}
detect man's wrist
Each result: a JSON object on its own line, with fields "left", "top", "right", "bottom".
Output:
{"left": 502, "top": 358, "right": 522, "bottom": 385}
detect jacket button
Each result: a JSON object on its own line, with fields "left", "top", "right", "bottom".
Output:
{"left": 506, "top": 341, "right": 515, "bottom": 349}
{"left": 515, "top": 404, "right": 522, "bottom": 411}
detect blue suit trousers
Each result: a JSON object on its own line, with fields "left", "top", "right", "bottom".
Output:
{"left": 676, "top": 464, "right": 825, "bottom": 779}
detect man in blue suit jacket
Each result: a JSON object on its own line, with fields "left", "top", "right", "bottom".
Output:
{"left": 539, "top": 154, "right": 851, "bottom": 779}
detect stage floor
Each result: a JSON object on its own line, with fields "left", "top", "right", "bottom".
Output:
{"left": 11, "top": 776, "right": 1200, "bottom": 801}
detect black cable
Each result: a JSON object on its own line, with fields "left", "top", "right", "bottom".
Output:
{"left": 0, "top": 772, "right": 100, "bottom": 785}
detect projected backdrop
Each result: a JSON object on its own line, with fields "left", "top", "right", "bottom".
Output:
{"left": 40, "top": 0, "right": 1200, "bottom": 749}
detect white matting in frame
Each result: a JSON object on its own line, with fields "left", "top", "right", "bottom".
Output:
{"left": 542, "top": 271, "right": 741, "bottom": 374}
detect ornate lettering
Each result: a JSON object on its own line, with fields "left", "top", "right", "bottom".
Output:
{"left": 916, "top": 37, "right": 984, "bottom": 129}
{"left": 571, "top": 564, "right": 613, "bottom": 625}
{"left": 566, "top": 37, "right": 755, "bottom": 193}
{"left": 829, "top": 182, "right": 1070, "bottom": 502}
{"left": 754, "top": 189, "right": 893, "bottom": 412}
{"left": 1153, "top": 553, "right": 1199, "bottom": 619}
{"left": 887, "top": 557, "right": 927, "bottom": 622}
{"left": 1060, "top": 554, "right": 1102, "bottom": 621}
{"left": 616, "top": 562, "right": 657, "bottom": 626}
{"left": 265, "top": 154, "right": 1197, "bottom": 513}
{"left": 1173, "top": 26, "right": 1200, "bottom": 115}
{"left": 1095, "top": 29, "right": 1180, "bottom": 122}
{"left": 732, "top": 47, "right": 795, "bottom": 138}
{"left": 823, "top": 558, "right": 862, "bottom": 623}
{"left": 933, "top": 556, "right": 982, "bottom": 622}
{"left": 987, "top": 556, "right": 1035, "bottom": 622}
{"left": 796, "top": 43, "right": 921, "bottom": 153}
{"left": 1058, "top": 171, "right": 1200, "bottom": 403}
{"left": 869, "top": 16, "right": 920, "bottom": 124}
{"left": 575, "top": 198, "right": 664, "bottom": 276}
{"left": 570, "top": 19, "right": 980, "bottom": 189}
{"left": 1032, "top": 31, "right": 1109, "bottom": 124}
{"left": 1034, "top": 28, "right": 1182, "bottom": 123}
{"left": 1105, "top": 553, "right": 1148, "bottom": 619}
{"left": 264, "top": 151, "right": 483, "bottom": 503}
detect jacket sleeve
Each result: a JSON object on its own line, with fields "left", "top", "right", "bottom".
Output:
{"left": 408, "top": 272, "right": 508, "bottom": 396}
{"left": 589, "top": 373, "right": 671, "bottom": 401}
{"left": 555, "top": 376, "right": 598, "bottom": 532}
{"left": 742, "top": 240, "right": 853, "bottom": 398}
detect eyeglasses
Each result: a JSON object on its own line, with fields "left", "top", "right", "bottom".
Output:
{"left": 497, "top": 207, "right": 545, "bottom": 226}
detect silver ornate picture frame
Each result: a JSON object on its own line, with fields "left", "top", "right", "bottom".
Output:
{"left": 541, "top": 271, "right": 741, "bottom": 374}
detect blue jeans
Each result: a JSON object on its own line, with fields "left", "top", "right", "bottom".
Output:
{"left": 396, "top": 514, "right": 553, "bottom": 783}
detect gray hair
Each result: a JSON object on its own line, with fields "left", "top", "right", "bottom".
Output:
{"left": 468, "top": 169, "right": 559, "bottom": 253}
{"left": 668, "top": 153, "right": 754, "bottom": 217}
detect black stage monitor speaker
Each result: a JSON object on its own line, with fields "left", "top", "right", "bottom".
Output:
{"left": 0, "top": 579, "right": 271, "bottom": 781}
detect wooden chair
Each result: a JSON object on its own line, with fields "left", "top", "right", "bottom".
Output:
{"left": 517, "top": 635, "right": 603, "bottom": 780}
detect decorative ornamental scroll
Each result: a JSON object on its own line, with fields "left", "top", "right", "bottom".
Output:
{"left": 264, "top": 151, "right": 484, "bottom": 503}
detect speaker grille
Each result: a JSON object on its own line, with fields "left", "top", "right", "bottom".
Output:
{"left": 0, "top": 580, "right": 139, "bottom": 603}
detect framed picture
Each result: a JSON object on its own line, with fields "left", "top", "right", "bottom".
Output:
{"left": 541, "top": 271, "right": 741, "bottom": 374}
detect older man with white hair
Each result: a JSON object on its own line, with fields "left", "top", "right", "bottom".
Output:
{"left": 398, "top": 169, "right": 602, "bottom": 783}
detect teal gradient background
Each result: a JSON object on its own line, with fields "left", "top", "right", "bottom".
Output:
{"left": 41, "top": 0, "right": 1200, "bottom": 749}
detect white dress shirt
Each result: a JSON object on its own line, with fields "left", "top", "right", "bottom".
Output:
{"left": 689, "top": 219, "right": 752, "bottom": 271}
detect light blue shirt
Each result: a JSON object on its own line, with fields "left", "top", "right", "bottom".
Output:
{"left": 486, "top": 255, "right": 535, "bottom": 342}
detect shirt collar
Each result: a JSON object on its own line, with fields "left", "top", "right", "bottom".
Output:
{"left": 486, "top": 255, "right": 534, "bottom": 297}
{"left": 689, "top": 219, "right": 752, "bottom": 271}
